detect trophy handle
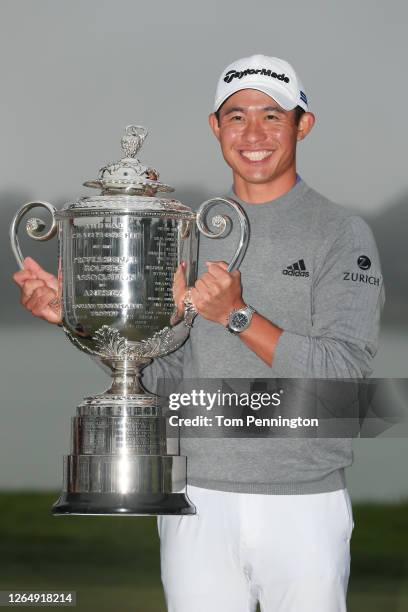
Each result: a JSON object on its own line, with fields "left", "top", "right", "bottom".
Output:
{"left": 195, "top": 197, "right": 249, "bottom": 272}
{"left": 183, "top": 197, "right": 250, "bottom": 327}
{"left": 10, "top": 201, "right": 58, "bottom": 269}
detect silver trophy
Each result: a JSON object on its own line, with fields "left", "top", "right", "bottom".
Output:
{"left": 10, "top": 125, "right": 249, "bottom": 516}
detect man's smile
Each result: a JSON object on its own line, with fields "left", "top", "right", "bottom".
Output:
{"left": 239, "top": 149, "right": 275, "bottom": 162}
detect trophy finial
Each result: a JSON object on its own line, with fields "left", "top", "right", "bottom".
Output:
{"left": 121, "top": 125, "right": 148, "bottom": 159}
{"left": 83, "top": 124, "right": 174, "bottom": 195}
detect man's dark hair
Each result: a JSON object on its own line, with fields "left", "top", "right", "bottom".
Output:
{"left": 214, "top": 104, "right": 305, "bottom": 126}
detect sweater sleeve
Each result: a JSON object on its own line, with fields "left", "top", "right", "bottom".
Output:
{"left": 272, "top": 215, "right": 385, "bottom": 378}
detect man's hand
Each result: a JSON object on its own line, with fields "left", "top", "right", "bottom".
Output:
{"left": 173, "top": 260, "right": 282, "bottom": 366}
{"left": 190, "top": 261, "right": 245, "bottom": 326}
{"left": 12, "top": 256, "right": 62, "bottom": 324}
{"left": 172, "top": 261, "right": 188, "bottom": 321}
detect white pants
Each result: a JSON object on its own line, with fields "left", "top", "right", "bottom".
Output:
{"left": 158, "top": 485, "right": 354, "bottom": 612}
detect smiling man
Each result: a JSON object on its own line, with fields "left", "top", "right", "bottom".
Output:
{"left": 211, "top": 94, "right": 308, "bottom": 203}
{"left": 13, "top": 55, "right": 384, "bottom": 612}
{"left": 150, "top": 55, "right": 384, "bottom": 612}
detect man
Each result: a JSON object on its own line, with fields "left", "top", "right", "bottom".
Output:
{"left": 13, "top": 55, "right": 384, "bottom": 611}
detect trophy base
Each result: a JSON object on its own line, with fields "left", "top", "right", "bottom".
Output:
{"left": 52, "top": 454, "right": 196, "bottom": 516}
{"left": 52, "top": 491, "right": 196, "bottom": 516}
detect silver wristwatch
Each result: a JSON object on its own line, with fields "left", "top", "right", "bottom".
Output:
{"left": 226, "top": 304, "right": 255, "bottom": 334}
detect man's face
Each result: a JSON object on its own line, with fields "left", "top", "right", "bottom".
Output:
{"left": 209, "top": 89, "right": 304, "bottom": 186}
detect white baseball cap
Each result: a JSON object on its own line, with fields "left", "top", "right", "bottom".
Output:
{"left": 213, "top": 54, "right": 309, "bottom": 113}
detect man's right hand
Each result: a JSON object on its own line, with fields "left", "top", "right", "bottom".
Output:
{"left": 12, "top": 257, "right": 62, "bottom": 324}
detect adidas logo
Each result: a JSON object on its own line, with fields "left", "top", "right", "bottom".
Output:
{"left": 282, "top": 259, "right": 309, "bottom": 278}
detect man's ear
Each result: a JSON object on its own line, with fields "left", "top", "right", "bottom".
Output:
{"left": 296, "top": 112, "right": 316, "bottom": 141}
{"left": 209, "top": 113, "right": 221, "bottom": 141}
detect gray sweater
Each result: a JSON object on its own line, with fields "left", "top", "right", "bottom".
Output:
{"left": 142, "top": 178, "right": 384, "bottom": 494}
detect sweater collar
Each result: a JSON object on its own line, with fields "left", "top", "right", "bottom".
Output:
{"left": 226, "top": 176, "right": 310, "bottom": 210}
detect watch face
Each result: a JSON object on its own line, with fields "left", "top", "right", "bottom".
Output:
{"left": 231, "top": 312, "right": 248, "bottom": 330}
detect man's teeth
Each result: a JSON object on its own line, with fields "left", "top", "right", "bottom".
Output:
{"left": 241, "top": 150, "right": 273, "bottom": 161}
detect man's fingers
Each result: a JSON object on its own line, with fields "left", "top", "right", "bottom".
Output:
{"left": 198, "top": 272, "right": 218, "bottom": 292}
{"left": 205, "top": 260, "right": 234, "bottom": 280}
{"left": 23, "top": 257, "right": 58, "bottom": 290}
{"left": 25, "top": 286, "right": 54, "bottom": 309}
{"left": 190, "top": 287, "right": 200, "bottom": 308}
{"left": 23, "top": 256, "right": 45, "bottom": 273}
{"left": 25, "top": 287, "right": 61, "bottom": 323}
{"left": 205, "top": 261, "right": 241, "bottom": 283}
{"left": 21, "top": 280, "right": 47, "bottom": 305}
{"left": 194, "top": 279, "right": 212, "bottom": 302}
{"left": 172, "top": 263, "right": 188, "bottom": 311}
{"left": 174, "top": 262, "right": 186, "bottom": 275}
{"left": 12, "top": 269, "right": 35, "bottom": 287}
{"left": 206, "top": 260, "right": 229, "bottom": 270}
{"left": 194, "top": 279, "right": 208, "bottom": 294}
{"left": 173, "top": 264, "right": 187, "bottom": 287}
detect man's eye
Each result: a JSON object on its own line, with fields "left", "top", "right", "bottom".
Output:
{"left": 230, "top": 115, "right": 243, "bottom": 121}
{"left": 266, "top": 114, "right": 279, "bottom": 120}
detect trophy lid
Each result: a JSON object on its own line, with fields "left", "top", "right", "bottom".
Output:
{"left": 55, "top": 125, "right": 196, "bottom": 219}
{"left": 83, "top": 125, "right": 174, "bottom": 196}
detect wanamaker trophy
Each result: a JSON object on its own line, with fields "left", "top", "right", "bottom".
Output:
{"left": 10, "top": 125, "right": 249, "bottom": 516}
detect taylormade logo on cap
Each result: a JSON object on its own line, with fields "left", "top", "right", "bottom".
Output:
{"left": 213, "top": 54, "right": 309, "bottom": 113}
{"left": 224, "top": 69, "right": 290, "bottom": 84}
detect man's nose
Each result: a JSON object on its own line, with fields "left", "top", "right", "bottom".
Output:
{"left": 242, "top": 119, "right": 267, "bottom": 143}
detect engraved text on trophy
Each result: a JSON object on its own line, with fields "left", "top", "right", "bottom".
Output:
{"left": 62, "top": 215, "right": 181, "bottom": 341}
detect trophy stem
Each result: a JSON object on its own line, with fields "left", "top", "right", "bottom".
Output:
{"left": 106, "top": 362, "right": 149, "bottom": 397}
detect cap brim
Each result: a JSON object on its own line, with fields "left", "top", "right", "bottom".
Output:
{"left": 214, "top": 83, "right": 301, "bottom": 113}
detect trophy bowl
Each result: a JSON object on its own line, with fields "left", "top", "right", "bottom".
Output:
{"left": 10, "top": 125, "right": 249, "bottom": 516}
